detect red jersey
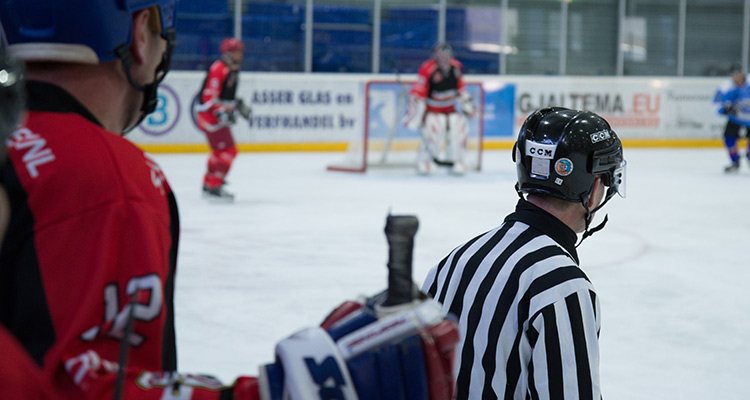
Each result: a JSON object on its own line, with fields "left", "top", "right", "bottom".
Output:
{"left": 410, "top": 58, "right": 467, "bottom": 114}
{"left": 196, "top": 58, "right": 240, "bottom": 130}
{"left": 0, "top": 325, "right": 59, "bottom": 399}
{"left": 0, "top": 81, "right": 258, "bottom": 399}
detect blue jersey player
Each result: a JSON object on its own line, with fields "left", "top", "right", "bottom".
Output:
{"left": 714, "top": 64, "right": 750, "bottom": 173}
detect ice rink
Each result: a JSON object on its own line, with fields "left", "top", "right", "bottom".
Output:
{"left": 151, "top": 147, "right": 749, "bottom": 399}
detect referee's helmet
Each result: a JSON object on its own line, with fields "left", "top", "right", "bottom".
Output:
{"left": 513, "top": 107, "right": 626, "bottom": 206}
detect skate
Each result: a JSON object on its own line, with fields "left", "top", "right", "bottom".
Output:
{"left": 724, "top": 162, "right": 740, "bottom": 174}
{"left": 450, "top": 161, "right": 467, "bottom": 175}
{"left": 416, "top": 160, "right": 433, "bottom": 175}
{"left": 202, "top": 184, "right": 235, "bottom": 202}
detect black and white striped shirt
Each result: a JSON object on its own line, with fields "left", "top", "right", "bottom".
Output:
{"left": 423, "top": 199, "right": 602, "bottom": 400}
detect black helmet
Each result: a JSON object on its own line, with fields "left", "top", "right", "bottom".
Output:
{"left": 513, "top": 107, "right": 625, "bottom": 205}
{"left": 729, "top": 63, "right": 743, "bottom": 75}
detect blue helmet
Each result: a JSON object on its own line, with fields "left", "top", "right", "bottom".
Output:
{"left": 0, "top": 0, "right": 178, "bottom": 130}
{"left": 0, "top": 0, "right": 177, "bottom": 64}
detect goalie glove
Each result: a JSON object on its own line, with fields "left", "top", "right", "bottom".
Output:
{"left": 458, "top": 91, "right": 476, "bottom": 118}
{"left": 258, "top": 295, "right": 459, "bottom": 400}
{"left": 402, "top": 96, "right": 426, "bottom": 131}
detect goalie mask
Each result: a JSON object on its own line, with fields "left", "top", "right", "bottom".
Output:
{"left": 513, "top": 107, "right": 626, "bottom": 240}
{"left": 432, "top": 42, "right": 453, "bottom": 70}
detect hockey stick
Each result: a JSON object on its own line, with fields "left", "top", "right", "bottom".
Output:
{"left": 334, "top": 213, "right": 445, "bottom": 358}
{"left": 382, "top": 214, "right": 420, "bottom": 306}
{"left": 236, "top": 98, "right": 252, "bottom": 120}
{"left": 114, "top": 292, "right": 138, "bottom": 400}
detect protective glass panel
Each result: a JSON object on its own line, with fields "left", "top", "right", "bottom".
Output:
{"left": 506, "top": 0, "right": 561, "bottom": 75}
{"left": 684, "top": 0, "right": 745, "bottom": 76}
{"left": 623, "top": 0, "right": 679, "bottom": 76}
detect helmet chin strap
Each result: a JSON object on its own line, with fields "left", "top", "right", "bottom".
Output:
{"left": 114, "top": 29, "right": 175, "bottom": 134}
{"left": 576, "top": 186, "right": 616, "bottom": 247}
{"left": 115, "top": 44, "right": 160, "bottom": 134}
{"left": 516, "top": 182, "right": 615, "bottom": 247}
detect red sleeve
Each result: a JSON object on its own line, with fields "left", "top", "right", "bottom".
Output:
{"left": 0, "top": 327, "right": 58, "bottom": 399}
{"left": 62, "top": 353, "right": 260, "bottom": 400}
{"left": 201, "top": 60, "right": 230, "bottom": 114}
{"left": 410, "top": 59, "right": 435, "bottom": 99}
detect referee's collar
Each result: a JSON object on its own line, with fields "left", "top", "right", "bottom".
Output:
{"left": 505, "top": 199, "right": 579, "bottom": 264}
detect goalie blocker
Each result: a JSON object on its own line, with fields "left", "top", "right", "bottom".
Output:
{"left": 258, "top": 296, "right": 458, "bottom": 400}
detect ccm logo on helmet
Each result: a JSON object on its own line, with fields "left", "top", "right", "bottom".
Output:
{"left": 525, "top": 141, "right": 557, "bottom": 160}
{"left": 590, "top": 130, "right": 612, "bottom": 143}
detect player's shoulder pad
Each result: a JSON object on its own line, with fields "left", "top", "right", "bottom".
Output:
{"left": 209, "top": 59, "right": 230, "bottom": 75}
{"left": 420, "top": 59, "right": 439, "bottom": 75}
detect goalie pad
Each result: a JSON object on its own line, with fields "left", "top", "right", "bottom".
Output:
{"left": 258, "top": 298, "right": 459, "bottom": 400}
{"left": 402, "top": 96, "right": 426, "bottom": 131}
{"left": 418, "top": 113, "right": 447, "bottom": 165}
{"left": 447, "top": 113, "right": 469, "bottom": 160}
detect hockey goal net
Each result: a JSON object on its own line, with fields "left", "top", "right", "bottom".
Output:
{"left": 327, "top": 80, "right": 484, "bottom": 173}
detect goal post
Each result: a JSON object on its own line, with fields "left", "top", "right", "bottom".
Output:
{"left": 327, "top": 80, "right": 485, "bottom": 173}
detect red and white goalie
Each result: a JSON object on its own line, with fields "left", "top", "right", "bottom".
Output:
{"left": 402, "top": 42, "right": 476, "bottom": 175}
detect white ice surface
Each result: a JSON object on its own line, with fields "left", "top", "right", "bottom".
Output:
{"left": 151, "top": 148, "right": 749, "bottom": 399}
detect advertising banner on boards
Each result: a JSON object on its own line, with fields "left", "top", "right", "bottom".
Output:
{"left": 127, "top": 72, "right": 728, "bottom": 148}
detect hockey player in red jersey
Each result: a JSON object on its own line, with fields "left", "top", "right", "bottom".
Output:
{"left": 402, "top": 42, "right": 476, "bottom": 175}
{"left": 0, "top": 27, "right": 61, "bottom": 400}
{"left": 0, "top": 1, "right": 460, "bottom": 399}
{"left": 195, "top": 37, "right": 250, "bottom": 202}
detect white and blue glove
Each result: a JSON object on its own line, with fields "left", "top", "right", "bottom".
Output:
{"left": 258, "top": 293, "right": 459, "bottom": 400}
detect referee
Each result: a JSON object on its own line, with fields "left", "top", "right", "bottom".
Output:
{"left": 423, "top": 107, "right": 626, "bottom": 399}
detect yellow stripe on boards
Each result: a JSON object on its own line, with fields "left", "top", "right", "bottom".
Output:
{"left": 136, "top": 138, "right": 737, "bottom": 153}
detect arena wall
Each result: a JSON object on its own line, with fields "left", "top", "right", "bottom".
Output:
{"left": 128, "top": 72, "right": 729, "bottom": 152}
